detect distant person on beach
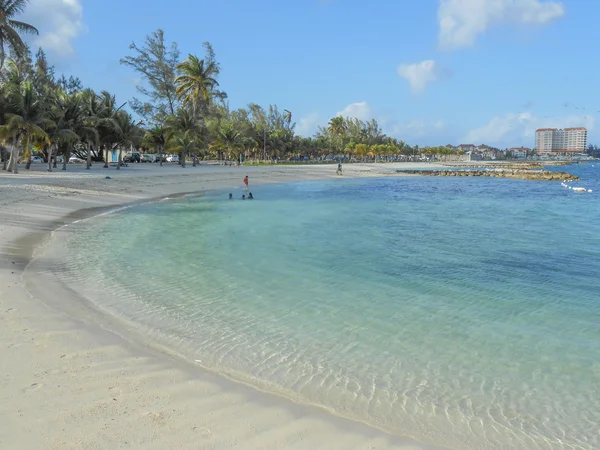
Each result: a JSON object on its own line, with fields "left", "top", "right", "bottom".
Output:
{"left": 229, "top": 193, "right": 233, "bottom": 199}
{"left": 243, "top": 175, "right": 249, "bottom": 191}
{"left": 248, "top": 192, "right": 253, "bottom": 199}
{"left": 336, "top": 163, "right": 343, "bottom": 176}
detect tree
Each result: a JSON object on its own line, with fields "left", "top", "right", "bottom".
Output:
{"left": 175, "top": 53, "right": 219, "bottom": 110}
{"left": 2, "top": 78, "right": 51, "bottom": 173}
{"left": 56, "top": 74, "right": 83, "bottom": 94}
{"left": 33, "top": 48, "right": 55, "bottom": 90}
{"left": 169, "top": 130, "right": 199, "bottom": 168}
{"left": 44, "top": 89, "right": 79, "bottom": 172}
{"left": 328, "top": 116, "right": 346, "bottom": 152}
{"left": 0, "top": 0, "right": 39, "bottom": 67}
{"left": 113, "top": 110, "right": 142, "bottom": 170}
{"left": 284, "top": 109, "right": 292, "bottom": 127}
{"left": 120, "top": 29, "right": 180, "bottom": 124}
{"left": 216, "top": 120, "right": 241, "bottom": 161}
{"left": 79, "top": 89, "right": 100, "bottom": 169}
{"left": 165, "top": 105, "right": 203, "bottom": 165}
{"left": 143, "top": 124, "right": 168, "bottom": 166}
{"left": 95, "top": 91, "right": 126, "bottom": 167}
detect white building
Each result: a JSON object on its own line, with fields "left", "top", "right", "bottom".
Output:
{"left": 535, "top": 128, "right": 587, "bottom": 154}
{"left": 509, "top": 147, "right": 530, "bottom": 159}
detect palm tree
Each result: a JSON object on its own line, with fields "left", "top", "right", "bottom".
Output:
{"left": 143, "top": 125, "right": 168, "bottom": 166}
{"left": 2, "top": 78, "right": 51, "bottom": 173}
{"left": 57, "top": 90, "right": 86, "bottom": 170}
{"left": 113, "top": 111, "right": 142, "bottom": 170}
{"left": 216, "top": 120, "right": 241, "bottom": 161}
{"left": 79, "top": 89, "right": 101, "bottom": 169}
{"left": 165, "top": 106, "right": 203, "bottom": 166}
{"left": 328, "top": 116, "right": 346, "bottom": 153}
{"left": 328, "top": 116, "right": 345, "bottom": 136}
{"left": 0, "top": 0, "right": 39, "bottom": 67}
{"left": 283, "top": 109, "right": 292, "bottom": 127}
{"left": 169, "top": 129, "right": 199, "bottom": 167}
{"left": 95, "top": 91, "right": 125, "bottom": 167}
{"left": 44, "top": 89, "right": 79, "bottom": 172}
{"left": 175, "top": 54, "right": 219, "bottom": 109}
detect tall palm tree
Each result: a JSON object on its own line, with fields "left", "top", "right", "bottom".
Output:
{"left": 44, "top": 89, "right": 79, "bottom": 172}
{"left": 2, "top": 78, "right": 51, "bottom": 173}
{"left": 58, "top": 90, "right": 86, "bottom": 170}
{"left": 216, "top": 120, "right": 241, "bottom": 161}
{"left": 0, "top": 0, "right": 39, "bottom": 67}
{"left": 95, "top": 91, "right": 125, "bottom": 167}
{"left": 328, "top": 116, "right": 345, "bottom": 137}
{"left": 175, "top": 54, "right": 219, "bottom": 109}
{"left": 328, "top": 116, "right": 346, "bottom": 152}
{"left": 79, "top": 89, "right": 101, "bottom": 169}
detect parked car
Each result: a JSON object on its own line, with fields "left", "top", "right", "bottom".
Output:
{"left": 31, "top": 156, "right": 44, "bottom": 163}
{"left": 166, "top": 154, "right": 179, "bottom": 163}
{"left": 154, "top": 155, "right": 167, "bottom": 162}
{"left": 124, "top": 152, "right": 141, "bottom": 163}
{"left": 140, "top": 153, "right": 154, "bottom": 163}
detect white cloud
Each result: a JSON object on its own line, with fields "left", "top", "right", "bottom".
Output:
{"left": 384, "top": 118, "right": 447, "bottom": 139}
{"left": 20, "top": 0, "right": 85, "bottom": 58}
{"left": 336, "top": 101, "right": 371, "bottom": 121}
{"left": 333, "top": 101, "right": 448, "bottom": 143}
{"left": 295, "top": 112, "right": 320, "bottom": 137}
{"left": 464, "top": 111, "right": 595, "bottom": 147}
{"left": 397, "top": 60, "right": 450, "bottom": 94}
{"left": 438, "top": 0, "right": 565, "bottom": 50}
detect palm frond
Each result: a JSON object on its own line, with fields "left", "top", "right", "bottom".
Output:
{"left": 8, "top": 20, "right": 38, "bottom": 35}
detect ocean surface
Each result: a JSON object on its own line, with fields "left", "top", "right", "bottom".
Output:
{"left": 42, "top": 164, "right": 600, "bottom": 449}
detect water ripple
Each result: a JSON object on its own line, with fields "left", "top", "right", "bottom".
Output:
{"left": 42, "top": 168, "right": 600, "bottom": 449}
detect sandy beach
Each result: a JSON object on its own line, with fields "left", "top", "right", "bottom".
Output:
{"left": 1, "top": 162, "right": 447, "bottom": 450}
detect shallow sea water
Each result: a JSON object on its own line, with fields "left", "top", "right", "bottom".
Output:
{"left": 43, "top": 165, "right": 600, "bottom": 449}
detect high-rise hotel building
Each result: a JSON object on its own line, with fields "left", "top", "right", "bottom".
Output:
{"left": 535, "top": 127, "right": 587, "bottom": 154}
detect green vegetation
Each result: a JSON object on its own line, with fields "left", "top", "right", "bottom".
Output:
{"left": 0, "top": 7, "right": 466, "bottom": 173}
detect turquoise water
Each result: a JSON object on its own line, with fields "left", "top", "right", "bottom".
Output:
{"left": 46, "top": 165, "right": 600, "bottom": 449}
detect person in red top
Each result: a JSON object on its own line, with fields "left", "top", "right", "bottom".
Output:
{"left": 243, "top": 175, "right": 249, "bottom": 191}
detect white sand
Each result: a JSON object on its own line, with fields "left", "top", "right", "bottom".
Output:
{"left": 0, "top": 163, "right": 446, "bottom": 450}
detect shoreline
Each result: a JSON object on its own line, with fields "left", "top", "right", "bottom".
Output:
{"left": 1, "top": 163, "right": 447, "bottom": 450}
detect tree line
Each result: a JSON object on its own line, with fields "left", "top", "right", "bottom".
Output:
{"left": 0, "top": 2, "right": 465, "bottom": 174}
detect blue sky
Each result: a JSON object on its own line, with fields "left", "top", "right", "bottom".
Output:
{"left": 21, "top": 0, "right": 598, "bottom": 148}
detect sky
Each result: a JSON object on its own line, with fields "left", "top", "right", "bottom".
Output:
{"left": 19, "top": 0, "right": 599, "bottom": 148}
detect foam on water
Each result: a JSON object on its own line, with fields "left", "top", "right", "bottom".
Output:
{"left": 41, "top": 165, "right": 600, "bottom": 449}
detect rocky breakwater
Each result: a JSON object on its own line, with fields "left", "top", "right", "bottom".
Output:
{"left": 443, "top": 162, "right": 545, "bottom": 169}
{"left": 396, "top": 169, "right": 580, "bottom": 181}
{"left": 442, "top": 161, "right": 573, "bottom": 169}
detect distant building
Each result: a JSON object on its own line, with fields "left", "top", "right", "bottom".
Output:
{"left": 535, "top": 128, "right": 587, "bottom": 153}
{"left": 458, "top": 144, "right": 476, "bottom": 152}
{"left": 509, "top": 147, "right": 530, "bottom": 159}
